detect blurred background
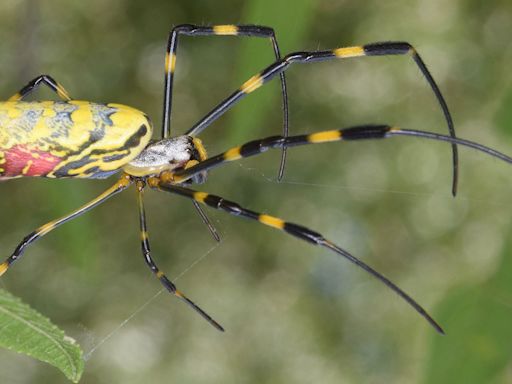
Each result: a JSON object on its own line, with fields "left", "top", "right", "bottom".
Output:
{"left": 0, "top": 0, "right": 512, "bottom": 383}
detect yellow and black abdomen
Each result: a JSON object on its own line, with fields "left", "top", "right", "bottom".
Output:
{"left": 0, "top": 100, "right": 152, "bottom": 179}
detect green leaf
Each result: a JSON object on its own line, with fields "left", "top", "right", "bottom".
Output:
{"left": 0, "top": 289, "right": 84, "bottom": 382}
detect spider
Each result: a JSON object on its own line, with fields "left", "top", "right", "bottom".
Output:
{"left": 1, "top": 24, "right": 511, "bottom": 334}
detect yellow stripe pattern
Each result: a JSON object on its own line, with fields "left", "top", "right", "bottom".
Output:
{"left": 7, "top": 93, "right": 22, "bottom": 102}
{"left": 0, "top": 101, "right": 153, "bottom": 179}
{"left": 307, "top": 130, "right": 342, "bottom": 143}
{"left": 213, "top": 25, "right": 239, "bottom": 35}
{"left": 333, "top": 46, "right": 365, "bottom": 58}
{"left": 21, "top": 160, "right": 33, "bottom": 175}
{"left": 240, "top": 75, "right": 263, "bottom": 94}
{"left": 223, "top": 146, "right": 242, "bottom": 161}
{"left": 38, "top": 221, "right": 58, "bottom": 236}
{"left": 56, "top": 84, "right": 71, "bottom": 100}
{"left": 259, "top": 214, "right": 285, "bottom": 229}
{"left": 0, "top": 262, "right": 8, "bottom": 276}
{"left": 193, "top": 191, "right": 209, "bottom": 203}
{"left": 192, "top": 137, "right": 208, "bottom": 161}
{"left": 165, "top": 52, "right": 177, "bottom": 73}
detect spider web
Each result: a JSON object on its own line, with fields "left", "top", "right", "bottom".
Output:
{"left": 84, "top": 240, "right": 223, "bottom": 360}
{"left": 83, "top": 155, "right": 510, "bottom": 360}
{"left": 79, "top": 169, "right": 405, "bottom": 361}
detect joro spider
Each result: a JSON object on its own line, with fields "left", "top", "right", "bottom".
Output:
{"left": 1, "top": 24, "right": 511, "bottom": 334}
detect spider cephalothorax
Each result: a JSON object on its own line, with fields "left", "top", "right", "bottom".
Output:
{"left": 123, "top": 135, "right": 208, "bottom": 184}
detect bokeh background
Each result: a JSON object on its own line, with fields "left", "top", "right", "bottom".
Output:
{"left": 1, "top": 0, "right": 512, "bottom": 383}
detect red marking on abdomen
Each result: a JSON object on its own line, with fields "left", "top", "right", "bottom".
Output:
{"left": 2, "top": 145, "right": 63, "bottom": 177}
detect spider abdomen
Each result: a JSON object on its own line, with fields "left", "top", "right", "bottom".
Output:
{"left": 0, "top": 100, "right": 152, "bottom": 179}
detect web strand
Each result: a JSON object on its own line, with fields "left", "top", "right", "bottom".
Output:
{"left": 84, "top": 241, "right": 222, "bottom": 360}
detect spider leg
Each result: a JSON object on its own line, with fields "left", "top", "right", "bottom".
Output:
{"left": 163, "top": 24, "right": 289, "bottom": 236}
{"left": 163, "top": 24, "right": 289, "bottom": 179}
{"left": 0, "top": 175, "right": 131, "bottom": 276}
{"left": 186, "top": 42, "right": 457, "bottom": 194}
{"left": 192, "top": 200, "right": 221, "bottom": 242}
{"left": 148, "top": 180, "right": 445, "bottom": 334}
{"left": 9, "top": 74, "right": 71, "bottom": 101}
{"left": 168, "top": 125, "right": 512, "bottom": 184}
{"left": 135, "top": 180, "right": 224, "bottom": 331}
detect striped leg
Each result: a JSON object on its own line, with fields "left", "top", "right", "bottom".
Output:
{"left": 135, "top": 181, "right": 223, "bottom": 331}
{"left": 187, "top": 42, "right": 458, "bottom": 195}
{"left": 163, "top": 24, "right": 289, "bottom": 239}
{"left": 9, "top": 74, "right": 71, "bottom": 101}
{"left": 148, "top": 180, "right": 444, "bottom": 334}
{"left": 167, "top": 125, "right": 512, "bottom": 184}
{"left": 163, "top": 24, "right": 289, "bottom": 179}
{"left": 0, "top": 175, "right": 131, "bottom": 276}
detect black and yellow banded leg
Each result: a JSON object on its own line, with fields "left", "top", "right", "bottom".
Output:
{"left": 135, "top": 181, "right": 223, "bottom": 331}
{"left": 0, "top": 176, "right": 131, "bottom": 277}
{"left": 169, "top": 124, "right": 512, "bottom": 184}
{"left": 163, "top": 24, "right": 289, "bottom": 179}
{"left": 186, "top": 41, "right": 458, "bottom": 195}
{"left": 163, "top": 24, "right": 289, "bottom": 240}
{"left": 148, "top": 180, "right": 444, "bottom": 334}
{"left": 8, "top": 74, "right": 72, "bottom": 101}
{"left": 163, "top": 24, "right": 288, "bottom": 140}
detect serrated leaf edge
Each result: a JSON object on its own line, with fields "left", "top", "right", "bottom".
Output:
{"left": 0, "top": 303, "right": 80, "bottom": 381}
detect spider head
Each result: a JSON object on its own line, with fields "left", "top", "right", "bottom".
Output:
{"left": 123, "top": 135, "right": 208, "bottom": 184}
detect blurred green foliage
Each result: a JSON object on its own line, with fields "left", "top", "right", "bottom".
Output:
{"left": 0, "top": 0, "right": 512, "bottom": 383}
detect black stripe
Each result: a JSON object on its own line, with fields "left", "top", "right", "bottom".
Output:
{"left": 238, "top": 136, "right": 286, "bottom": 158}
{"left": 239, "top": 136, "right": 285, "bottom": 155}
{"left": 205, "top": 194, "right": 260, "bottom": 219}
{"left": 239, "top": 140, "right": 264, "bottom": 157}
{"left": 74, "top": 120, "right": 143, "bottom": 159}
{"left": 123, "top": 124, "right": 148, "bottom": 149}
{"left": 159, "top": 274, "right": 177, "bottom": 292}
{"left": 284, "top": 134, "right": 309, "bottom": 146}
{"left": 341, "top": 125, "right": 391, "bottom": 140}
{"left": 103, "top": 153, "right": 127, "bottom": 162}
{"left": 261, "top": 135, "right": 285, "bottom": 149}
{"left": 188, "top": 154, "right": 224, "bottom": 174}
{"left": 235, "top": 25, "right": 273, "bottom": 36}
{"left": 179, "top": 25, "right": 212, "bottom": 35}
{"left": 53, "top": 157, "right": 95, "bottom": 177}
{"left": 364, "top": 42, "right": 411, "bottom": 56}
{"left": 85, "top": 169, "right": 119, "bottom": 179}
{"left": 203, "top": 194, "right": 222, "bottom": 208}
{"left": 284, "top": 223, "right": 322, "bottom": 244}
{"left": 284, "top": 50, "right": 336, "bottom": 63}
